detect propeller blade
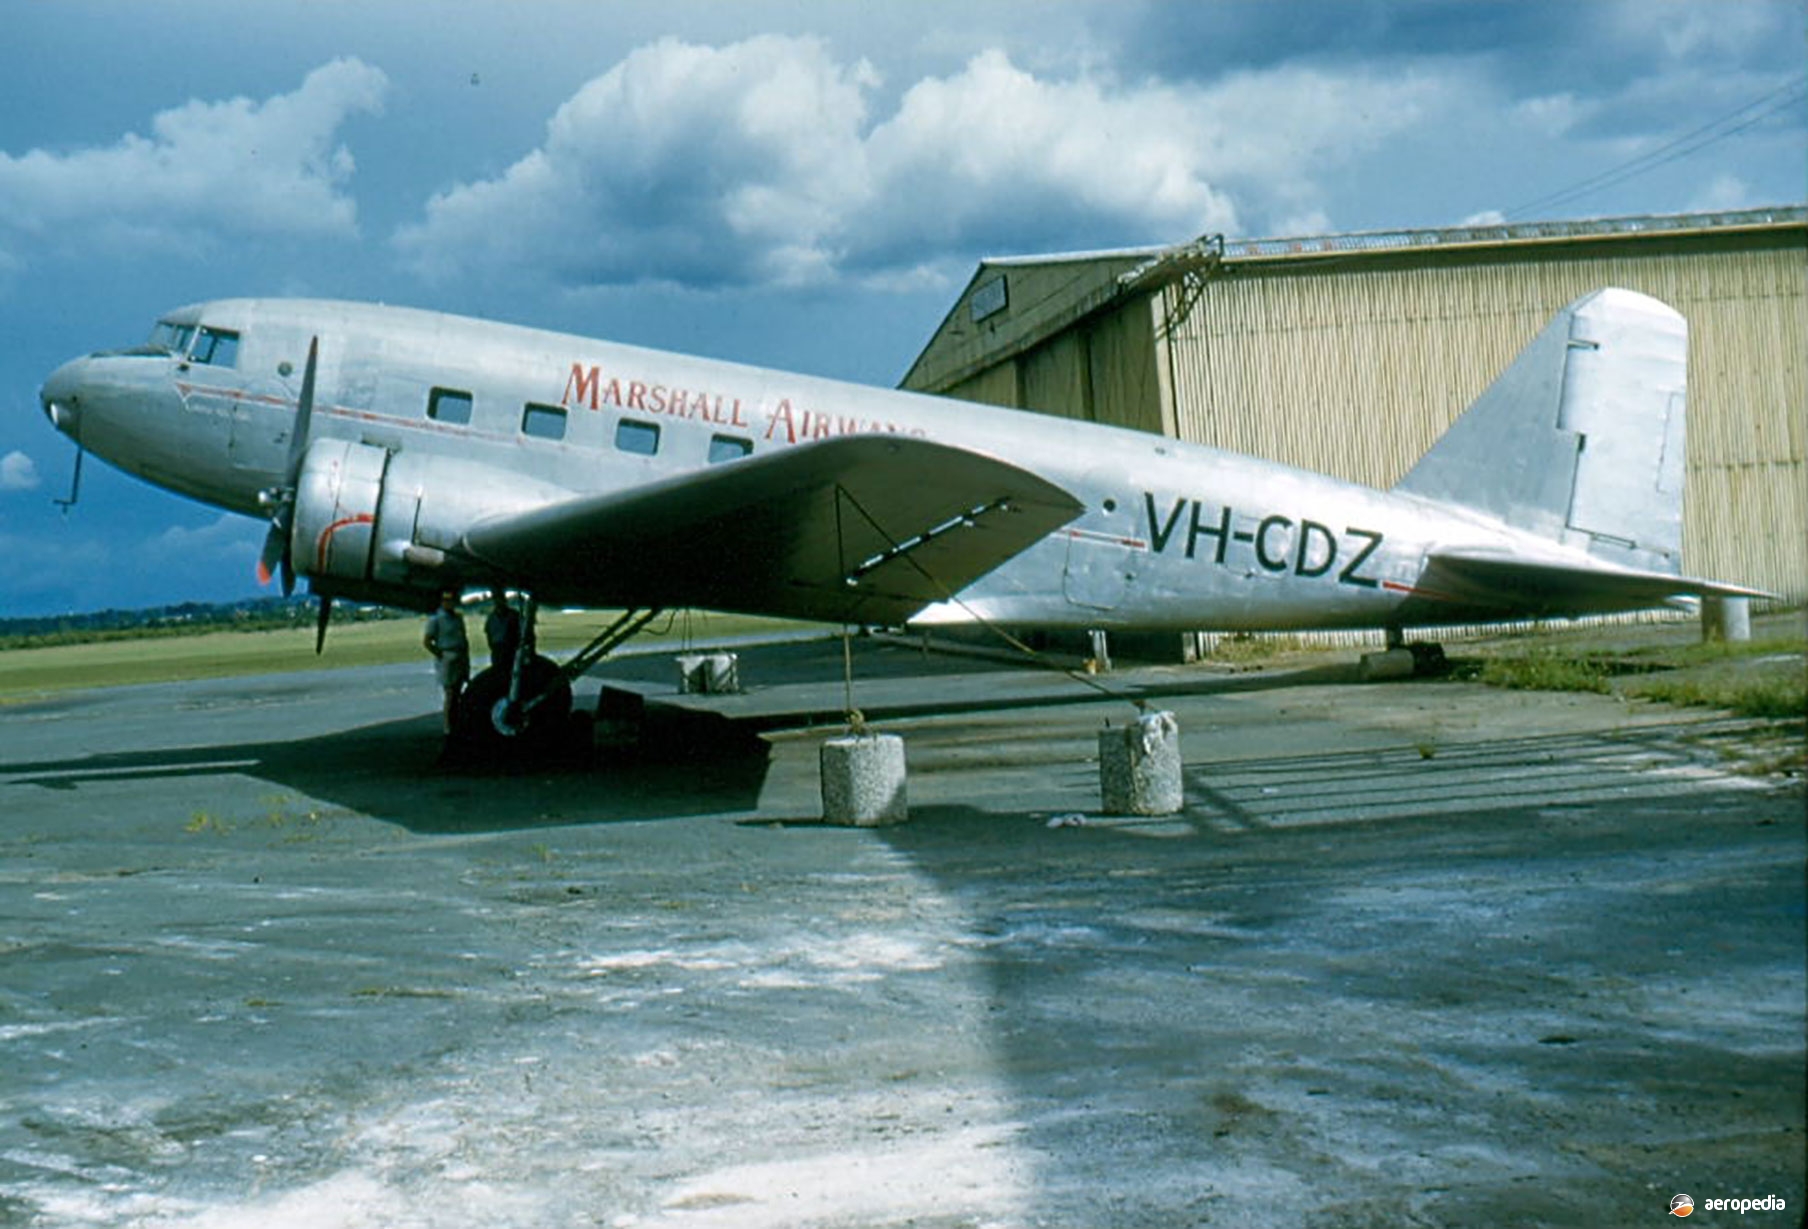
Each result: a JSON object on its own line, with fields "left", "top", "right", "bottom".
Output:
{"left": 256, "top": 516, "right": 287, "bottom": 586}
{"left": 283, "top": 336, "right": 319, "bottom": 481}
{"left": 256, "top": 336, "right": 320, "bottom": 587}
{"left": 314, "top": 595, "right": 333, "bottom": 655}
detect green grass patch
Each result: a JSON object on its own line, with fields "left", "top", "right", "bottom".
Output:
{"left": 0, "top": 620, "right": 426, "bottom": 699}
{"left": 1208, "top": 632, "right": 1308, "bottom": 664}
{"left": 1619, "top": 636, "right": 1808, "bottom": 669}
{"left": 0, "top": 608, "right": 808, "bottom": 701}
{"left": 1630, "top": 671, "right": 1807, "bottom": 720}
{"left": 1468, "top": 629, "right": 1806, "bottom": 721}
{"left": 1476, "top": 651, "right": 1614, "bottom": 695}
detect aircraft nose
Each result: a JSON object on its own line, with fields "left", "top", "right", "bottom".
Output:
{"left": 40, "top": 357, "right": 86, "bottom": 436}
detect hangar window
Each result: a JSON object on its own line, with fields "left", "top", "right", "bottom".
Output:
{"left": 970, "top": 276, "right": 1008, "bottom": 323}
{"left": 522, "top": 402, "right": 568, "bottom": 441}
{"left": 190, "top": 327, "right": 240, "bottom": 367}
{"left": 428, "top": 387, "right": 473, "bottom": 425}
{"left": 615, "top": 419, "right": 659, "bottom": 456}
{"left": 708, "top": 434, "right": 752, "bottom": 464}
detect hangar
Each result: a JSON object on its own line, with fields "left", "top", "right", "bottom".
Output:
{"left": 902, "top": 207, "right": 1806, "bottom": 610}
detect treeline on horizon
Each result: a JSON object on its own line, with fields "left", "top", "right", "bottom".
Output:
{"left": 0, "top": 598, "right": 405, "bottom": 650}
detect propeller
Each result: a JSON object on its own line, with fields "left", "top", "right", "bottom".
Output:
{"left": 314, "top": 593, "right": 333, "bottom": 655}
{"left": 256, "top": 336, "right": 319, "bottom": 596}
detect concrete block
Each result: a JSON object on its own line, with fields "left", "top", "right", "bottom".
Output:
{"left": 1701, "top": 596, "right": 1752, "bottom": 644}
{"left": 821, "top": 733, "right": 908, "bottom": 826}
{"left": 1358, "top": 648, "right": 1416, "bottom": 681}
{"left": 676, "top": 652, "right": 740, "bottom": 694}
{"left": 1098, "top": 711, "right": 1183, "bottom": 816}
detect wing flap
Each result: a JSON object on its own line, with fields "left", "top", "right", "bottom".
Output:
{"left": 457, "top": 436, "right": 1083, "bottom": 624}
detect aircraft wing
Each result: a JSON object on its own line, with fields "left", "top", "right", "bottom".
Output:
{"left": 1415, "top": 548, "right": 1773, "bottom": 617}
{"left": 456, "top": 435, "right": 1085, "bottom": 625}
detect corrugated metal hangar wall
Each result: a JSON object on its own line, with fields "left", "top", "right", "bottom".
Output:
{"left": 902, "top": 209, "right": 1806, "bottom": 604}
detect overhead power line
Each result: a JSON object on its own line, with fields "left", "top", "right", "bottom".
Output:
{"left": 1506, "top": 73, "right": 1808, "bottom": 220}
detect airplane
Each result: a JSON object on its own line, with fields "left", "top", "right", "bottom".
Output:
{"left": 39, "top": 286, "right": 1765, "bottom": 750}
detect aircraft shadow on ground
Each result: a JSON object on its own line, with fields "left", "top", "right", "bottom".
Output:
{"left": 2, "top": 710, "right": 774, "bottom": 834}
{"left": 618, "top": 659, "right": 1369, "bottom": 738}
{"left": 3, "top": 643, "right": 1367, "bottom": 838}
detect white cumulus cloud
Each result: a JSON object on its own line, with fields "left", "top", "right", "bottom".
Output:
{"left": 0, "top": 58, "right": 389, "bottom": 246}
{"left": 0, "top": 450, "right": 40, "bottom": 491}
{"left": 1686, "top": 173, "right": 1759, "bottom": 213}
{"left": 853, "top": 49, "right": 1239, "bottom": 261}
{"left": 396, "top": 36, "right": 1451, "bottom": 292}
{"left": 399, "top": 36, "right": 876, "bottom": 289}
{"left": 143, "top": 512, "right": 263, "bottom": 570}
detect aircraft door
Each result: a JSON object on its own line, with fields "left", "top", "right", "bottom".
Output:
{"left": 292, "top": 438, "right": 388, "bottom": 583}
{"left": 229, "top": 388, "right": 282, "bottom": 473}
{"left": 1061, "top": 527, "right": 1140, "bottom": 610}
{"left": 225, "top": 370, "right": 300, "bottom": 475}
{"left": 175, "top": 374, "right": 277, "bottom": 481}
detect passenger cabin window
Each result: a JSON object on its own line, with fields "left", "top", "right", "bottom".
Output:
{"left": 615, "top": 419, "right": 660, "bottom": 456}
{"left": 190, "top": 327, "right": 240, "bottom": 367}
{"left": 428, "top": 387, "right": 473, "bottom": 425}
{"left": 522, "top": 402, "right": 568, "bottom": 441}
{"left": 708, "top": 434, "right": 753, "bottom": 464}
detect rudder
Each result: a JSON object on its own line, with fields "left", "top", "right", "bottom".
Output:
{"left": 1393, "top": 288, "right": 1688, "bottom": 574}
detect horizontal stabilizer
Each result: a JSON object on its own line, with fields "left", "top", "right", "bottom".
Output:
{"left": 457, "top": 435, "right": 1084, "bottom": 625}
{"left": 1415, "top": 548, "right": 1772, "bottom": 619}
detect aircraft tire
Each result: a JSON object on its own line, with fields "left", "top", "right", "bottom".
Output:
{"left": 456, "top": 655, "right": 574, "bottom": 750}
{"left": 1408, "top": 642, "right": 1450, "bottom": 676}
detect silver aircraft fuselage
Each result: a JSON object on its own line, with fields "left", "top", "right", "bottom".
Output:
{"left": 38, "top": 295, "right": 1742, "bottom": 632}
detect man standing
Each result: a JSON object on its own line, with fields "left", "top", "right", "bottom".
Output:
{"left": 485, "top": 588, "right": 523, "bottom": 681}
{"left": 423, "top": 589, "right": 469, "bottom": 736}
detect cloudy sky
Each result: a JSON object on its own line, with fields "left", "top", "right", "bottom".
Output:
{"left": 1, "top": 0, "right": 1802, "bottom": 617}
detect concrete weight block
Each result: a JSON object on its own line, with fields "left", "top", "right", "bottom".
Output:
{"left": 1701, "top": 596, "right": 1751, "bottom": 644}
{"left": 821, "top": 733, "right": 908, "bottom": 826}
{"left": 1358, "top": 648, "right": 1416, "bottom": 681}
{"left": 1098, "top": 711, "right": 1182, "bottom": 816}
{"left": 676, "top": 652, "right": 740, "bottom": 694}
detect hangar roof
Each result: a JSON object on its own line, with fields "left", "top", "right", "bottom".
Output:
{"left": 901, "top": 205, "right": 1807, "bottom": 394}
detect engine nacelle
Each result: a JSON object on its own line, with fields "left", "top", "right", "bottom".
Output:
{"left": 292, "top": 438, "right": 387, "bottom": 584}
{"left": 290, "top": 437, "right": 576, "bottom": 602}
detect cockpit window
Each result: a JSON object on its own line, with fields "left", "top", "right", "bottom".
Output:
{"left": 149, "top": 321, "right": 197, "bottom": 355}
{"left": 189, "top": 327, "right": 240, "bottom": 368}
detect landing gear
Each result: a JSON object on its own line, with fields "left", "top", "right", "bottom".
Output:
{"left": 1406, "top": 641, "right": 1448, "bottom": 675}
{"left": 456, "top": 654, "right": 573, "bottom": 749}
{"left": 445, "top": 600, "right": 662, "bottom": 760}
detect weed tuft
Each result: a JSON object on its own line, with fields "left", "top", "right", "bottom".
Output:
{"left": 1478, "top": 652, "right": 1613, "bottom": 695}
{"left": 1210, "top": 633, "right": 1306, "bottom": 664}
{"left": 1634, "top": 673, "right": 1807, "bottom": 721}
{"left": 185, "top": 810, "right": 231, "bottom": 835}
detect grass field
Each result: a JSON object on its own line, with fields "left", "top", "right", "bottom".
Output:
{"left": 0, "top": 609, "right": 806, "bottom": 703}
{"left": 1459, "top": 621, "right": 1806, "bottom": 720}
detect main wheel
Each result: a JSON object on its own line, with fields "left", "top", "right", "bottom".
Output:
{"left": 454, "top": 655, "right": 573, "bottom": 751}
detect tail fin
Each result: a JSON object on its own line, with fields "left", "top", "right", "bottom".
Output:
{"left": 1394, "top": 288, "right": 1687, "bottom": 574}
